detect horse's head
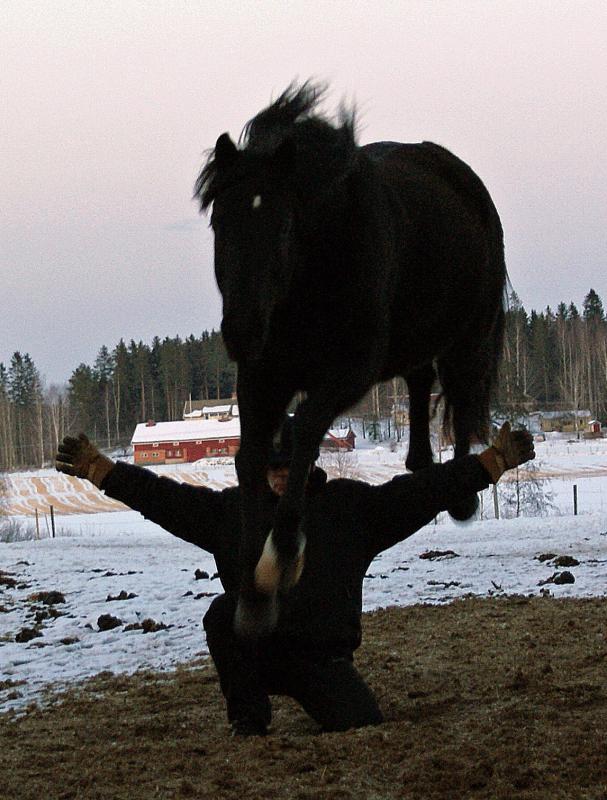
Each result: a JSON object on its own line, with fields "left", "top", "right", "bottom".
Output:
{"left": 194, "top": 82, "right": 357, "bottom": 364}
{"left": 203, "top": 134, "right": 300, "bottom": 362}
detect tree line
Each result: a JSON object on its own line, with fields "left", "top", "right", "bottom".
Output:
{"left": 497, "top": 288, "right": 606, "bottom": 416}
{"left": 1, "top": 289, "right": 605, "bottom": 470}
{"left": 0, "top": 332, "right": 236, "bottom": 470}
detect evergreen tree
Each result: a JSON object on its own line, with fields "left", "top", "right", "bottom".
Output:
{"left": 206, "top": 330, "right": 236, "bottom": 399}
{"left": 0, "top": 363, "right": 15, "bottom": 469}
{"left": 8, "top": 353, "right": 43, "bottom": 465}
{"left": 68, "top": 364, "right": 98, "bottom": 437}
{"left": 112, "top": 339, "right": 131, "bottom": 440}
{"left": 158, "top": 336, "right": 189, "bottom": 420}
{"left": 528, "top": 311, "right": 556, "bottom": 404}
{"left": 94, "top": 345, "right": 114, "bottom": 447}
{"left": 583, "top": 289, "right": 604, "bottom": 322}
{"left": 94, "top": 345, "right": 114, "bottom": 381}
{"left": 149, "top": 336, "right": 163, "bottom": 420}
{"left": 581, "top": 290, "right": 606, "bottom": 419}
{"left": 185, "top": 334, "right": 206, "bottom": 403}
{"left": 8, "top": 352, "right": 41, "bottom": 408}
{"left": 130, "top": 340, "right": 153, "bottom": 424}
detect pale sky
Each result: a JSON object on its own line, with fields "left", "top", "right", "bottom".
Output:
{"left": 2, "top": 0, "right": 606, "bottom": 385}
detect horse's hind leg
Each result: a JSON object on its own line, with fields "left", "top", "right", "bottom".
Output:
{"left": 405, "top": 363, "right": 436, "bottom": 472}
{"left": 438, "top": 361, "right": 486, "bottom": 521}
{"left": 447, "top": 404, "right": 480, "bottom": 520}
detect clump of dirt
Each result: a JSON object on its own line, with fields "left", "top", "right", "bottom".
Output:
{"left": 96, "top": 613, "right": 122, "bottom": 631}
{"left": 124, "top": 618, "right": 171, "bottom": 633}
{"left": 106, "top": 590, "right": 138, "bottom": 602}
{"left": 2, "top": 596, "right": 606, "bottom": 800}
{"left": 0, "top": 571, "right": 18, "bottom": 588}
{"left": 28, "top": 591, "right": 66, "bottom": 605}
{"left": 14, "top": 627, "right": 43, "bottom": 643}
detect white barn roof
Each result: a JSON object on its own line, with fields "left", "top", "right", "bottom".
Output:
{"left": 183, "top": 404, "right": 239, "bottom": 419}
{"left": 132, "top": 417, "right": 241, "bottom": 445}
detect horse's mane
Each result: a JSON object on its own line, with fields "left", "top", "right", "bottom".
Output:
{"left": 195, "top": 81, "right": 357, "bottom": 211}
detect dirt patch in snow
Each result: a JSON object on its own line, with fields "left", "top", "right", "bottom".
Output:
{"left": 2, "top": 596, "right": 606, "bottom": 800}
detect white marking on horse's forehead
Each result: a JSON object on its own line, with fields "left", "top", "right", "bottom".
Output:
{"left": 252, "top": 194, "right": 262, "bottom": 209}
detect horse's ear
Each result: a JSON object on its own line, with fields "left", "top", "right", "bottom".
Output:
{"left": 273, "top": 137, "right": 297, "bottom": 174}
{"left": 215, "top": 133, "right": 239, "bottom": 170}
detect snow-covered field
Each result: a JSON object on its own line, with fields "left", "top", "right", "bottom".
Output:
{"left": 2, "top": 435, "right": 607, "bottom": 714}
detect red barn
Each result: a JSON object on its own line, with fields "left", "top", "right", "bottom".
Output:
{"left": 321, "top": 428, "right": 356, "bottom": 451}
{"left": 132, "top": 418, "right": 241, "bottom": 465}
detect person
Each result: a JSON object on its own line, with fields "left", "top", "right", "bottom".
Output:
{"left": 55, "top": 418, "right": 534, "bottom": 736}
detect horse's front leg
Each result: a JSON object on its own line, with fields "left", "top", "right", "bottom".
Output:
{"left": 446, "top": 403, "right": 480, "bottom": 521}
{"left": 252, "top": 427, "right": 315, "bottom": 599}
{"left": 233, "top": 371, "right": 292, "bottom": 639}
{"left": 234, "top": 437, "right": 279, "bottom": 638}
{"left": 254, "top": 390, "right": 346, "bottom": 598}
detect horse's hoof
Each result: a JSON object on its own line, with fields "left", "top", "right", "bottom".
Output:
{"left": 447, "top": 494, "right": 479, "bottom": 522}
{"left": 233, "top": 592, "right": 278, "bottom": 640}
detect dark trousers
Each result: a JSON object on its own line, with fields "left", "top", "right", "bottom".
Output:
{"left": 203, "top": 594, "right": 383, "bottom": 732}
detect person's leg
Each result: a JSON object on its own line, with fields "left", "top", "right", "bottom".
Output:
{"left": 203, "top": 594, "right": 271, "bottom": 734}
{"left": 286, "top": 653, "right": 383, "bottom": 732}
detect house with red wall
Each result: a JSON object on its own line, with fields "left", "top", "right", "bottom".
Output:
{"left": 321, "top": 428, "right": 356, "bottom": 451}
{"left": 132, "top": 417, "right": 357, "bottom": 466}
{"left": 132, "top": 418, "right": 241, "bottom": 465}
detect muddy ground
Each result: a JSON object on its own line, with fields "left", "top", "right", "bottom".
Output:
{"left": 1, "top": 596, "right": 606, "bottom": 800}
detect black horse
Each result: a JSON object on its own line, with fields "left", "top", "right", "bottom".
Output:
{"left": 195, "top": 82, "right": 506, "bottom": 637}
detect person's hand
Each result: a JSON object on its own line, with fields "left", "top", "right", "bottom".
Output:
{"left": 55, "top": 433, "right": 114, "bottom": 488}
{"left": 478, "top": 422, "right": 535, "bottom": 483}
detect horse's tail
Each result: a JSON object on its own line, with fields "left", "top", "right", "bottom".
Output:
{"left": 440, "top": 206, "right": 507, "bottom": 445}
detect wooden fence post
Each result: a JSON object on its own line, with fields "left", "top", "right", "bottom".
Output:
{"left": 50, "top": 505, "right": 55, "bottom": 538}
{"left": 35, "top": 509, "right": 40, "bottom": 540}
{"left": 573, "top": 485, "right": 578, "bottom": 516}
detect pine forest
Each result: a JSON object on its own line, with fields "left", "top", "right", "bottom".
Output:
{"left": 1, "top": 289, "right": 605, "bottom": 470}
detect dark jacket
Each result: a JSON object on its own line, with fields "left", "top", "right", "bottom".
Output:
{"left": 101, "top": 457, "right": 491, "bottom": 652}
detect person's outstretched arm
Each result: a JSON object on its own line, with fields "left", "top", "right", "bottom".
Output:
{"left": 55, "top": 433, "right": 224, "bottom": 553}
{"left": 362, "top": 423, "right": 535, "bottom": 556}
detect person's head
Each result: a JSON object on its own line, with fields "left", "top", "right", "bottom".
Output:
{"left": 266, "top": 464, "right": 290, "bottom": 497}
{"left": 266, "top": 415, "right": 319, "bottom": 496}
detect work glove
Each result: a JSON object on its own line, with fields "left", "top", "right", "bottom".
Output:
{"left": 55, "top": 433, "right": 115, "bottom": 488}
{"left": 478, "top": 421, "right": 535, "bottom": 484}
